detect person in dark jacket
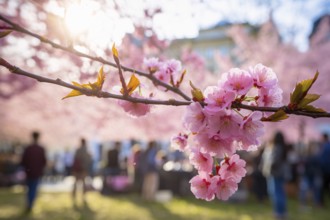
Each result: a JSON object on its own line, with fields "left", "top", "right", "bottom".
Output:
{"left": 21, "top": 131, "right": 47, "bottom": 213}
{"left": 106, "top": 141, "right": 121, "bottom": 176}
{"left": 261, "top": 131, "right": 288, "bottom": 220}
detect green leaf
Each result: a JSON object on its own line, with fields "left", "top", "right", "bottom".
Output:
{"left": 261, "top": 110, "right": 289, "bottom": 122}
{"left": 289, "top": 71, "right": 319, "bottom": 106}
{"left": 290, "top": 83, "right": 303, "bottom": 104}
{"left": 300, "top": 71, "right": 319, "bottom": 95}
{"left": 0, "top": 30, "right": 12, "bottom": 39}
{"left": 297, "top": 94, "right": 321, "bottom": 108}
{"left": 302, "top": 105, "right": 326, "bottom": 113}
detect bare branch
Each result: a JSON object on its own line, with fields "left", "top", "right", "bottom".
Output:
{"left": 0, "top": 14, "right": 191, "bottom": 101}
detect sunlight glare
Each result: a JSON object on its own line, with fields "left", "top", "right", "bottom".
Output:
{"left": 63, "top": 0, "right": 134, "bottom": 48}
{"left": 64, "top": 2, "right": 92, "bottom": 35}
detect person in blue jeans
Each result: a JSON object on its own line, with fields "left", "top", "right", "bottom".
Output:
{"left": 262, "top": 131, "right": 288, "bottom": 220}
{"left": 319, "top": 133, "right": 330, "bottom": 206}
{"left": 21, "top": 131, "right": 47, "bottom": 213}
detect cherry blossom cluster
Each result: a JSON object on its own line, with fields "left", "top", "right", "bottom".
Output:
{"left": 171, "top": 64, "right": 283, "bottom": 201}
{"left": 144, "top": 58, "right": 184, "bottom": 86}
{"left": 116, "top": 57, "right": 185, "bottom": 117}
{"left": 117, "top": 93, "right": 151, "bottom": 117}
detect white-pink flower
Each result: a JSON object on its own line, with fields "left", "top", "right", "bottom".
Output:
{"left": 117, "top": 93, "right": 151, "bottom": 117}
{"left": 183, "top": 102, "right": 207, "bottom": 133}
{"left": 239, "top": 111, "right": 264, "bottom": 150}
{"left": 155, "top": 59, "right": 182, "bottom": 83}
{"left": 249, "top": 64, "right": 278, "bottom": 89}
{"left": 257, "top": 87, "right": 283, "bottom": 107}
{"left": 190, "top": 173, "right": 217, "bottom": 201}
{"left": 189, "top": 148, "right": 213, "bottom": 173}
{"left": 204, "top": 87, "right": 235, "bottom": 113}
{"left": 219, "top": 154, "right": 246, "bottom": 182}
{"left": 214, "top": 177, "right": 238, "bottom": 201}
{"left": 143, "top": 57, "right": 161, "bottom": 73}
{"left": 154, "top": 69, "right": 171, "bottom": 83}
{"left": 221, "top": 68, "right": 254, "bottom": 95}
{"left": 207, "top": 110, "right": 242, "bottom": 139}
{"left": 195, "top": 132, "right": 235, "bottom": 157}
{"left": 171, "top": 133, "right": 188, "bottom": 151}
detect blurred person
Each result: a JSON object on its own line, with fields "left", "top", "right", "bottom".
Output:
{"left": 141, "top": 140, "right": 160, "bottom": 201}
{"left": 261, "top": 131, "right": 288, "bottom": 220}
{"left": 101, "top": 141, "right": 121, "bottom": 194}
{"left": 21, "top": 131, "right": 47, "bottom": 213}
{"left": 106, "top": 141, "right": 121, "bottom": 176}
{"left": 319, "top": 133, "right": 330, "bottom": 206}
{"left": 251, "top": 145, "right": 268, "bottom": 202}
{"left": 128, "top": 143, "right": 143, "bottom": 192}
{"left": 72, "top": 138, "right": 92, "bottom": 203}
{"left": 298, "top": 141, "right": 323, "bottom": 208}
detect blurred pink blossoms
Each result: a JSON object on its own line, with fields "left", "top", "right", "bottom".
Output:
{"left": 144, "top": 58, "right": 184, "bottom": 86}
{"left": 172, "top": 63, "right": 283, "bottom": 201}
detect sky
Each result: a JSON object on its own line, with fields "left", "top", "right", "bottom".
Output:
{"left": 39, "top": 0, "right": 330, "bottom": 51}
{"left": 150, "top": 0, "right": 330, "bottom": 51}
{"left": 59, "top": 0, "right": 330, "bottom": 52}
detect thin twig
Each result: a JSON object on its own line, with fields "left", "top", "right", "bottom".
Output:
{"left": 0, "top": 14, "right": 191, "bottom": 101}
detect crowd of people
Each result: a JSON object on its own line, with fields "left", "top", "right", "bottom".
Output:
{"left": 248, "top": 131, "right": 330, "bottom": 219}
{"left": 0, "top": 130, "right": 330, "bottom": 218}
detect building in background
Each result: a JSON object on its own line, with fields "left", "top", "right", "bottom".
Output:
{"left": 309, "top": 14, "right": 330, "bottom": 47}
{"left": 166, "top": 21, "right": 259, "bottom": 72}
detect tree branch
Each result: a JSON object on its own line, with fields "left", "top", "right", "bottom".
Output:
{"left": 231, "top": 102, "right": 330, "bottom": 118}
{"left": 1, "top": 57, "right": 330, "bottom": 118}
{"left": 0, "top": 57, "right": 190, "bottom": 106}
{"left": 0, "top": 14, "right": 191, "bottom": 101}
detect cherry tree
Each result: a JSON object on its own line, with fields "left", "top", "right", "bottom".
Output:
{"left": 1, "top": 2, "right": 330, "bottom": 201}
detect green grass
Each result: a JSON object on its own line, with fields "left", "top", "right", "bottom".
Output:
{"left": 0, "top": 187, "right": 329, "bottom": 220}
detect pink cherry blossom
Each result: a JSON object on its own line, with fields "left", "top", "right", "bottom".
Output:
{"left": 207, "top": 110, "right": 242, "bottom": 139}
{"left": 219, "top": 154, "right": 246, "bottom": 182}
{"left": 155, "top": 59, "right": 182, "bottom": 83}
{"left": 204, "top": 87, "right": 235, "bottom": 113}
{"left": 221, "top": 68, "right": 254, "bottom": 95}
{"left": 195, "top": 132, "right": 235, "bottom": 157}
{"left": 117, "top": 93, "right": 151, "bottom": 117}
{"left": 154, "top": 68, "right": 171, "bottom": 83}
{"left": 183, "top": 102, "right": 207, "bottom": 133}
{"left": 214, "top": 177, "right": 238, "bottom": 201}
{"left": 239, "top": 111, "right": 264, "bottom": 150}
{"left": 249, "top": 63, "right": 278, "bottom": 89}
{"left": 189, "top": 173, "right": 217, "bottom": 201}
{"left": 189, "top": 147, "right": 213, "bottom": 173}
{"left": 257, "top": 87, "right": 283, "bottom": 107}
{"left": 171, "top": 133, "right": 188, "bottom": 151}
{"left": 143, "top": 57, "right": 161, "bottom": 73}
